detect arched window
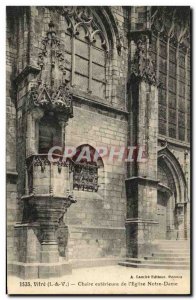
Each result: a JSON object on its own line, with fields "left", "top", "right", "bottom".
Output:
{"left": 72, "top": 144, "right": 104, "bottom": 192}
{"left": 59, "top": 7, "right": 109, "bottom": 99}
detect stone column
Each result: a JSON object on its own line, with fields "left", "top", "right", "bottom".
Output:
{"left": 126, "top": 35, "right": 159, "bottom": 258}
{"left": 176, "top": 203, "right": 186, "bottom": 240}
{"left": 40, "top": 225, "right": 58, "bottom": 261}
{"left": 125, "top": 177, "right": 158, "bottom": 257}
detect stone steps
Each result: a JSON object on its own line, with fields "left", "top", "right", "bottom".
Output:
{"left": 144, "top": 255, "right": 189, "bottom": 261}
{"left": 119, "top": 240, "right": 190, "bottom": 270}
{"left": 153, "top": 249, "right": 190, "bottom": 253}
{"left": 153, "top": 241, "right": 190, "bottom": 247}
{"left": 156, "top": 247, "right": 190, "bottom": 250}
{"left": 154, "top": 244, "right": 190, "bottom": 249}
{"left": 153, "top": 240, "right": 190, "bottom": 244}
{"left": 151, "top": 252, "right": 190, "bottom": 258}
{"left": 119, "top": 261, "right": 189, "bottom": 270}
{"left": 155, "top": 240, "right": 190, "bottom": 243}
{"left": 124, "top": 258, "right": 189, "bottom": 265}
{"left": 156, "top": 243, "right": 190, "bottom": 247}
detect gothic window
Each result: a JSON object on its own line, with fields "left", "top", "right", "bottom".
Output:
{"left": 72, "top": 144, "right": 104, "bottom": 192}
{"left": 151, "top": 7, "right": 190, "bottom": 143}
{"left": 157, "top": 39, "right": 167, "bottom": 136}
{"left": 152, "top": 37, "right": 190, "bottom": 142}
{"left": 177, "top": 50, "right": 186, "bottom": 141}
{"left": 58, "top": 7, "right": 109, "bottom": 100}
{"left": 158, "top": 102, "right": 167, "bottom": 136}
{"left": 39, "top": 113, "right": 62, "bottom": 154}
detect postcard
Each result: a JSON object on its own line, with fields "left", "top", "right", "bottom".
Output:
{"left": 6, "top": 5, "right": 191, "bottom": 295}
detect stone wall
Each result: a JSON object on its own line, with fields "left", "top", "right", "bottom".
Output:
{"left": 6, "top": 8, "right": 19, "bottom": 270}
{"left": 66, "top": 104, "right": 128, "bottom": 259}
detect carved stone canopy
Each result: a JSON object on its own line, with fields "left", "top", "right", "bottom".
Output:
{"left": 37, "top": 20, "right": 69, "bottom": 76}
{"left": 29, "top": 21, "right": 73, "bottom": 118}
{"left": 30, "top": 83, "right": 73, "bottom": 117}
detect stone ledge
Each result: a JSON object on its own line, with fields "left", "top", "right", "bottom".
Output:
{"left": 72, "top": 91, "right": 129, "bottom": 117}
{"left": 6, "top": 170, "right": 18, "bottom": 176}
{"left": 158, "top": 183, "right": 173, "bottom": 196}
{"left": 125, "top": 218, "right": 158, "bottom": 225}
{"left": 21, "top": 194, "right": 70, "bottom": 200}
{"left": 14, "top": 222, "right": 40, "bottom": 228}
{"left": 125, "top": 176, "right": 159, "bottom": 186}
{"left": 158, "top": 135, "right": 190, "bottom": 149}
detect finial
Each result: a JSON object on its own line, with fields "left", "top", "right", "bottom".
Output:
{"left": 48, "top": 20, "right": 56, "bottom": 38}
{"left": 48, "top": 20, "right": 55, "bottom": 30}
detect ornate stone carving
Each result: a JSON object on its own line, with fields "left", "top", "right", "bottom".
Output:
{"left": 151, "top": 7, "right": 190, "bottom": 48}
{"left": 48, "top": 6, "right": 108, "bottom": 51}
{"left": 30, "top": 84, "right": 73, "bottom": 116}
{"left": 160, "top": 138, "right": 168, "bottom": 149}
{"left": 26, "top": 154, "right": 72, "bottom": 173}
{"left": 131, "top": 39, "right": 157, "bottom": 85}
{"left": 29, "top": 21, "right": 73, "bottom": 117}
{"left": 37, "top": 20, "right": 69, "bottom": 80}
{"left": 22, "top": 153, "right": 77, "bottom": 252}
{"left": 25, "top": 154, "right": 75, "bottom": 196}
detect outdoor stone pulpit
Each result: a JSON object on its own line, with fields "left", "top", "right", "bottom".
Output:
{"left": 15, "top": 155, "right": 76, "bottom": 278}
{"left": 13, "top": 20, "right": 76, "bottom": 278}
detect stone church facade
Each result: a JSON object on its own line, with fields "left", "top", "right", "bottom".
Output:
{"left": 6, "top": 6, "right": 191, "bottom": 278}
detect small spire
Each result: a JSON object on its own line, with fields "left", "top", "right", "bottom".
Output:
{"left": 48, "top": 20, "right": 55, "bottom": 30}
{"left": 48, "top": 20, "right": 56, "bottom": 38}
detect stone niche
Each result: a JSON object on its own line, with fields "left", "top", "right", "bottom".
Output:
{"left": 14, "top": 105, "right": 76, "bottom": 278}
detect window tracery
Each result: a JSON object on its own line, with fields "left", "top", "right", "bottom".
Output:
{"left": 151, "top": 7, "right": 190, "bottom": 142}
{"left": 53, "top": 7, "right": 109, "bottom": 99}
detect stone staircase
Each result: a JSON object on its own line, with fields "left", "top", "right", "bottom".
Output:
{"left": 119, "top": 240, "right": 190, "bottom": 270}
